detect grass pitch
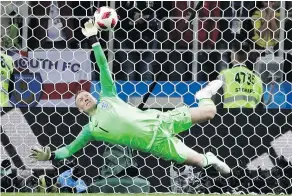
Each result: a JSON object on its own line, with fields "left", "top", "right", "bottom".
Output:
{"left": 0, "top": 194, "right": 283, "bottom": 196}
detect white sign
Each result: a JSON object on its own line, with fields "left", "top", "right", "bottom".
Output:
{"left": 12, "top": 50, "right": 92, "bottom": 84}
{"left": 7, "top": 50, "right": 92, "bottom": 107}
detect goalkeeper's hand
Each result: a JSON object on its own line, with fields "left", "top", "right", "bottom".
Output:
{"left": 82, "top": 19, "right": 98, "bottom": 38}
{"left": 29, "top": 146, "right": 51, "bottom": 161}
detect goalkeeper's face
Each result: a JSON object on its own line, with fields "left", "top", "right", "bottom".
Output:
{"left": 75, "top": 91, "right": 97, "bottom": 114}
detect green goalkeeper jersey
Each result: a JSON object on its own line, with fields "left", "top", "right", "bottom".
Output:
{"left": 54, "top": 43, "right": 162, "bottom": 160}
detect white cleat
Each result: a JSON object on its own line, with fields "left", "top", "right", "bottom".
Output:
{"left": 195, "top": 80, "right": 223, "bottom": 100}
{"left": 206, "top": 152, "right": 231, "bottom": 175}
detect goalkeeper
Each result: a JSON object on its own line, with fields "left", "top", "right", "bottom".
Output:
{"left": 30, "top": 20, "right": 230, "bottom": 174}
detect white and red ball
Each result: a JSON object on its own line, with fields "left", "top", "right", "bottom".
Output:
{"left": 94, "top": 6, "right": 118, "bottom": 31}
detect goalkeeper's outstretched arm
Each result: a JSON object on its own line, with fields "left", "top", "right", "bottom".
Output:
{"left": 30, "top": 125, "right": 93, "bottom": 161}
{"left": 82, "top": 20, "right": 117, "bottom": 97}
{"left": 52, "top": 125, "right": 93, "bottom": 160}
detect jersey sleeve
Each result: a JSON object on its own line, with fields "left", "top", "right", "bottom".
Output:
{"left": 92, "top": 43, "right": 117, "bottom": 97}
{"left": 0, "top": 53, "right": 14, "bottom": 78}
{"left": 54, "top": 125, "right": 93, "bottom": 160}
{"left": 257, "top": 76, "right": 264, "bottom": 102}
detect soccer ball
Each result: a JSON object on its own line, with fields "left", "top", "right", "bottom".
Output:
{"left": 94, "top": 6, "right": 118, "bottom": 31}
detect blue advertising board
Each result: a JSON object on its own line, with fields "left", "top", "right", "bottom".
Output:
{"left": 90, "top": 81, "right": 292, "bottom": 109}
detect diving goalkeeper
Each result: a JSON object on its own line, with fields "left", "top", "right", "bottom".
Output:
{"left": 30, "top": 20, "right": 231, "bottom": 174}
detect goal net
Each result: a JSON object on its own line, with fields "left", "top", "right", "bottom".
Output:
{"left": 1, "top": 1, "right": 292, "bottom": 194}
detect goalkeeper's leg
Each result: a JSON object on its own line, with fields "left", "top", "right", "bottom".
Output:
{"left": 151, "top": 137, "right": 231, "bottom": 174}
{"left": 185, "top": 80, "right": 230, "bottom": 173}
{"left": 172, "top": 138, "right": 231, "bottom": 174}
{"left": 184, "top": 146, "right": 231, "bottom": 174}
{"left": 190, "top": 80, "right": 223, "bottom": 124}
{"left": 161, "top": 80, "right": 230, "bottom": 174}
{"left": 167, "top": 80, "right": 223, "bottom": 134}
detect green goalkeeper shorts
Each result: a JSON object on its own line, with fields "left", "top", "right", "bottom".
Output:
{"left": 149, "top": 106, "right": 193, "bottom": 164}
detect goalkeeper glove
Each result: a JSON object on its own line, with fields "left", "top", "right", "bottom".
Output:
{"left": 30, "top": 146, "right": 53, "bottom": 161}
{"left": 82, "top": 19, "right": 99, "bottom": 46}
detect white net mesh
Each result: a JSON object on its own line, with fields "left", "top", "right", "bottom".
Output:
{"left": 1, "top": 1, "right": 292, "bottom": 194}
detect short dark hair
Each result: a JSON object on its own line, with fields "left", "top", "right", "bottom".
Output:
{"left": 231, "top": 40, "right": 250, "bottom": 62}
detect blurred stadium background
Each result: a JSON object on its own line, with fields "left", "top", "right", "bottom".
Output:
{"left": 1, "top": 1, "right": 292, "bottom": 195}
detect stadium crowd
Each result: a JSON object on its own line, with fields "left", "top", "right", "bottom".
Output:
{"left": 2, "top": 1, "right": 291, "bottom": 81}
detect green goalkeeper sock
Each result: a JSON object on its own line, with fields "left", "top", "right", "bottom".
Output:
{"left": 198, "top": 98, "right": 215, "bottom": 107}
